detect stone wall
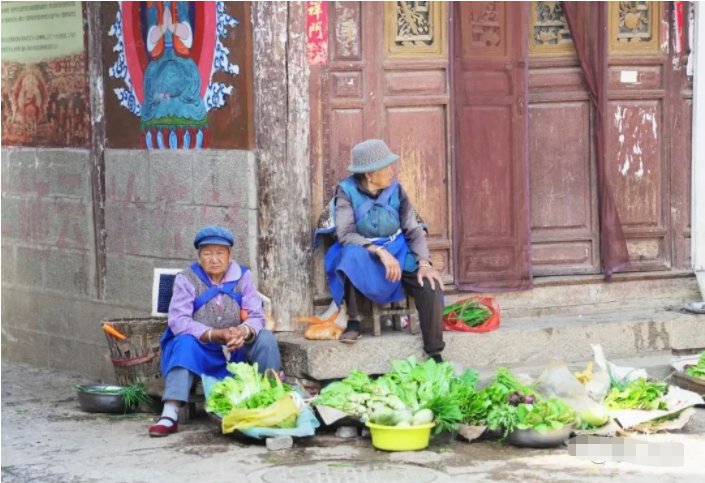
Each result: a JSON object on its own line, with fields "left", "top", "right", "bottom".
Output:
{"left": 1, "top": 147, "right": 258, "bottom": 379}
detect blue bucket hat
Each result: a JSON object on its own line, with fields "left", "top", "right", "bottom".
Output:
{"left": 193, "top": 226, "right": 234, "bottom": 249}
{"left": 348, "top": 139, "right": 400, "bottom": 173}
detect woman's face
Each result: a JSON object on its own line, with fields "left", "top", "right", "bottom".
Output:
{"left": 198, "top": 244, "right": 232, "bottom": 280}
{"left": 367, "top": 164, "right": 395, "bottom": 190}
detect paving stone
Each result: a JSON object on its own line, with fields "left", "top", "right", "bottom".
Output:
{"left": 335, "top": 426, "right": 358, "bottom": 439}
{"left": 266, "top": 436, "right": 294, "bottom": 451}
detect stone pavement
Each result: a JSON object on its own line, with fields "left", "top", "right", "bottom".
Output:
{"left": 2, "top": 361, "right": 704, "bottom": 483}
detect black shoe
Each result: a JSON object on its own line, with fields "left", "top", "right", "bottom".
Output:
{"left": 429, "top": 354, "right": 443, "bottom": 363}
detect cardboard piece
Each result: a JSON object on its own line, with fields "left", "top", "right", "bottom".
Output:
{"left": 314, "top": 404, "right": 359, "bottom": 426}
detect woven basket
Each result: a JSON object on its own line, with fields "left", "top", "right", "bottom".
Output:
{"left": 103, "top": 318, "right": 167, "bottom": 396}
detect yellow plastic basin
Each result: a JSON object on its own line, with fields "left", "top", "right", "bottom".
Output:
{"left": 365, "top": 421, "right": 435, "bottom": 451}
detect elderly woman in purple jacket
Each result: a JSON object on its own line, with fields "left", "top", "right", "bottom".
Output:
{"left": 149, "top": 226, "right": 281, "bottom": 437}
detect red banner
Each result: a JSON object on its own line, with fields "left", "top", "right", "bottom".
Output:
{"left": 306, "top": 1, "right": 328, "bottom": 65}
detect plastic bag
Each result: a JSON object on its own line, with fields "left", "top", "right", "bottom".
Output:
{"left": 222, "top": 393, "right": 299, "bottom": 433}
{"left": 535, "top": 361, "right": 611, "bottom": 429}
{"left": 293, "top": 301, "right": 344, "bottom": 340}
{"left": 442, "top": 296, "right": 500, "bottom": 333}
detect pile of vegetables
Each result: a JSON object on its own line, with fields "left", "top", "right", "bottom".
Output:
{"left": 458, "top": 367, "right": 577, "bottom": 436}
{"left": 316, "top": 363, "right": 581, "bottom": 437}
{"left": 206, "top": 362, "right": 296, "bottom": 428}
{"left": 314, "top": 357, "right": 478, "bottom": 433}
{"left": 442, "top": 300, "right": 491, "bottom": 328}
{"left": 685, "top": 352, "right": 705, "bottom": 380}
{"left": 604, "top": 377, "right": 668, "bottom": 410}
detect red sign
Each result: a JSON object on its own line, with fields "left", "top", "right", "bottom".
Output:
{"left": 306, "top": 1, "right": 328, "bottom": 65}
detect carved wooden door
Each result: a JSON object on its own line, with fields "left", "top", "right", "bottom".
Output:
{"left": 452, "top": 2, "right": 531, "bottom": 289}
{"left": 310, "top": 2, "right": 453, "bottom": 299}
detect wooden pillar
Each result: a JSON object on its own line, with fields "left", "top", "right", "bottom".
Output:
{"left": 86, "top": 2, "right": 107, "bottom": 299}
{"left": 253, "top": 1, "right": 312, "bottom": 330}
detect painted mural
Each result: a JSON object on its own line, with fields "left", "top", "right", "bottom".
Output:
{"left": 1, "top": 2, "right": 90, "bottom": 147}
{"left": 103, "top": 1, "right": 253, "bottom": 149}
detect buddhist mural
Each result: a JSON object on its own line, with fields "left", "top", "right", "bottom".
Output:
{"left": 0, "top": 2, "right": 90, "bottom": 147}
{"left": 103, "top": 1, "right": 253, "bottom": 149}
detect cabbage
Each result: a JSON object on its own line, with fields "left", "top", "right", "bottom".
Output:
{"left": 578, "top": 405, "right": 609, "bottom": 427}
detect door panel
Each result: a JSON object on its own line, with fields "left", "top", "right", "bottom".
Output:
{"left": 526, "top": 1, "right": 600, "bottom": 275}
{"left": 453, "top": 2, "right": 531, "bottom": 290}
{"left": 605, "top": 2, "right": 671, "bottom": 271}
{"left": 530, "top": 103, "right": 591, "bottom": 232}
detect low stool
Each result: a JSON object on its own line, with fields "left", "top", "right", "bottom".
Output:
{"left": 361, "top": 294, "right": 419, "bottom": 336}
{"left": 177, "top": 380, "right": 204, "bottom": 423}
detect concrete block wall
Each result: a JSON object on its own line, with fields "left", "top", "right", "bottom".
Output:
{"left": 104, "top": 149, "right": 259, "bottom": 311}
{"left": 1, "top": 147, "right": 258, "bottom": 380}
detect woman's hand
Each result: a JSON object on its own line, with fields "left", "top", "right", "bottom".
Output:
{"left": 377, "top": 248, "right": 401, "bottom": 282}
{"left": 208, "top": 327, "right": 246, "bottom": 349}
{"left": 417, "top": 264, "right": 444, "bottom": 291}
{"left": 224, "top": 326, "right": 248, "bottom": 350}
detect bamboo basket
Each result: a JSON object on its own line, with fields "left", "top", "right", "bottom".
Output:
{"left": 103, "top": 318, "right": 167, "bottom": 396}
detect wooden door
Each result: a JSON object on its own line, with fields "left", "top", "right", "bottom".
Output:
{"left": 526, "top": 2, "right": 601, "bottom": 275}
{"left": 668, "top": 1, "right": 693, "bottom": 270}
{"left": 604, "top": 2, "right": 672, "bottom": 271}
{"left": 452, "top": 2, "right": 531, "bottom": 290}
{"left": 310, "top": 2, "right": 453, "bottom": 299}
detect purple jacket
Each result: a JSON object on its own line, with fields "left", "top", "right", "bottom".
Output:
{"left": 167, "top": 262, "right": 265, "bottom": 341}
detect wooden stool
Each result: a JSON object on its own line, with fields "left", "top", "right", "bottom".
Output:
{"left": 361, "top": 295, "right": 419, "bottom": 336}
{"left": 177, "top": 380, "right": 204, "bottom": 423}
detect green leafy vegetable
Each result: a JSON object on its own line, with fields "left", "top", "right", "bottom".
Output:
{"left": 206, "top": 362, "right": 293, "bottom": 416}
{"left": 314, "top": 358, "right": 479, "bottom": 433}
{"left": 460, "top": 367, "right": 536, "bottom": 426}
{"left": 604, "top": 377, "right": 667, "bottom": 410}
{"left": 119, "top": 383, "right": 152, "bottom": 408}
{"left": 685, "top": 352, "right": 705, "bottom": 380}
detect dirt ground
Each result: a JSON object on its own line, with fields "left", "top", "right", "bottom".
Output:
{"left": 2, "top": 361, "right": 704, "bottom": 483}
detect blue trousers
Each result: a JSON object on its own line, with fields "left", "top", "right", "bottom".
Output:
{"left": 162, "top": 330, "right": 281, "bottom": 402}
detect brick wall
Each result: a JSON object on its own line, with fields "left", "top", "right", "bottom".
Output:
{"left": 1, "top": 147, "right": 258, "bottom": 379}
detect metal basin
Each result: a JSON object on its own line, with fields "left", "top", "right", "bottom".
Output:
{"left": 506, "top": 426, "right": 572, "bottom": 448}
{"left": 77, "top": 384, "right": 130, "bottom": 413}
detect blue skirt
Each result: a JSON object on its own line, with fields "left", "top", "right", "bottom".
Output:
{"left": 160, "top": 328, "right": 245, "bottom": 379}
{"left": 325, "top": 234, "right": 416, "bottom": 306}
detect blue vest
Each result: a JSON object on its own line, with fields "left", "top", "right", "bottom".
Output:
{"left": 338, "top": 177, "right": 401, "bottom": 239}
{"left": 189, "top": 262, "right": 247, "bottom": 313}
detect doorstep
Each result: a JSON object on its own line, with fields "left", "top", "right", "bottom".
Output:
{"left": 280, "top": 274, "right": 705, "bottom": 381}
{"left": 278, "top": 307, "right": 705, "bottom": 380}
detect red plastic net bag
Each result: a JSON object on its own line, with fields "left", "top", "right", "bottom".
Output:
{"left": 442, "top": 296, "right": 500, "bottom": 333}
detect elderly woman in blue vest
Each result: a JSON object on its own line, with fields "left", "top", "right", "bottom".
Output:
{"left": 325, "top": 139, "right": 445, "bottom": 360}
{"left": 149, "top": 226, "right": 281, "bottom": 437}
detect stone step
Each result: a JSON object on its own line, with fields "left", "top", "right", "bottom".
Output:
{"left": 279, "top": 306, "right": 705, "bottom": 381}
{"left": 443, "top": 271, "right": 701, "bottom": 319}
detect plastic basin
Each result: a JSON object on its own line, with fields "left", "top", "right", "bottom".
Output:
{"left": 365, "top": 421, "right": 435, "bottom": 451}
